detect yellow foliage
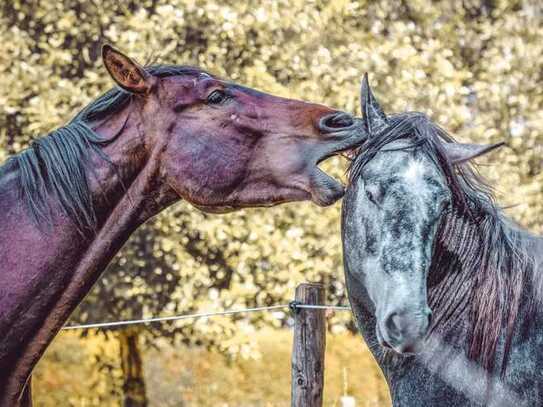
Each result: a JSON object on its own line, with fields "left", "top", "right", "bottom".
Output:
{"left": 2, "top": 0, "right": 542, "bottom": 403}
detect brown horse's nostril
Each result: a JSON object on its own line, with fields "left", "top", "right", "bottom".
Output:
{"left": 319, "top": 112, "right": 355, "bottom": 132}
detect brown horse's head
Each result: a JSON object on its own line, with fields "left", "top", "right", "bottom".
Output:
{"left": 102, "top": 45, "right": 360, "bottom": 212}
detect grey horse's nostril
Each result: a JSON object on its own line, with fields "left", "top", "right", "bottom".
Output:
{"left": 382, "top": 309, "right": 431, "bottom": 353}
{"left": 319, "top": 112, "right": 355, "bottom": 132}
{"left": 385, "top": 312, "right": 402, "bottom": 339}
{"left": 426, "top": 309, "right": 433, "bottom": 328}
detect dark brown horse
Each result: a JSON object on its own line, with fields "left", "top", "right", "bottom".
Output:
{"left": 0, "top": 45, "right": 360, "bottom": 405}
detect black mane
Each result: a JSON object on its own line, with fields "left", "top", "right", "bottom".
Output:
{"left": 349, "top": 112, "right": 495, "bottom": 217}
{"left": 2, "top": 65, "right": 208, "bottom": 237}
{"left": 348, "top": 112, "right": 538, "bottom": 375}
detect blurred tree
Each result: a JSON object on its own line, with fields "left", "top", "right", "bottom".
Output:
{"left": 118, "top": 329, "right": 147, "bottom": 407}
{"left": 71, "top": 210, "right": 248, "bottom": 406}
{"left": 1, "top": 0, "right": 542, "bottom": 405}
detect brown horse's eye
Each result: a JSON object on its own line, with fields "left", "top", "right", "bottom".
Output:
{"left": 207, "top": 90, "right": 230, "bottom": 105}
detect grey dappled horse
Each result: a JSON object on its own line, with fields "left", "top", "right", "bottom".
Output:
{"left": 342, "top": 75, "right": 543, "bottom": 406}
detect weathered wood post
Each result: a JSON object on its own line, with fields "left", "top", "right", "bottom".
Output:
{"left": 291, "top": 283, "right": 326, "bottom": 407}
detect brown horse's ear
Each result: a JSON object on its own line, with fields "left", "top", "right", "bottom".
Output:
{"left": 442, "top": 141, "right": 505, "bottom": 164}
{"left": 102, "top": 44, "right": 152, "bottom": 94}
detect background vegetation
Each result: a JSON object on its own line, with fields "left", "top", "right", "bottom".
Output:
{"left": 33, "top": 330, "right": 389, "bottom": 406}
{"left": 1, "top": 0, "right": 541, "bottom": 406}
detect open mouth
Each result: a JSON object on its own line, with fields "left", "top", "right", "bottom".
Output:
{"left": 191, "top": 113, "right": 363, "bottom": 211}
{"left": 309, "top": 156, "right": 347, "bottom": 206}
{"left": 309, "top": 116, "right": 364, "bottom": 206}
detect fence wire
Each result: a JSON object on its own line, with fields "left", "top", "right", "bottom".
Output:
{"left": 62, "top": 303, "right": 352, "bottom": 330}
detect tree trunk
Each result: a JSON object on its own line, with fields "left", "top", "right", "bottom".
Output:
{"left": 119, "top": 329, "right": 147, "bottom": 407}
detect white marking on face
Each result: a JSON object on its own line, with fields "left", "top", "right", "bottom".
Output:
{"left": 402, "top": 159, "right": 426, "bottom": 185}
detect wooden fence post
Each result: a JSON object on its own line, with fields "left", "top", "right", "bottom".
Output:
{"left": 291, "top": 283, "right": 326, "bottom": 407}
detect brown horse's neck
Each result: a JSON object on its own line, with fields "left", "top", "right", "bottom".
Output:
{"left": 88, "top": 101, "right": 176, "bottom": 224}
{"left": 0, "top": 103, "right": 178, "bottom": 405}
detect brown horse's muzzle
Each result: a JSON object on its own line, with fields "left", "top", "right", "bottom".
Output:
{"left": 318, "top": 111, "right": 356, "bottom": 132}
{"left": 303, "top": 111, "right": 362, "bottom": 206}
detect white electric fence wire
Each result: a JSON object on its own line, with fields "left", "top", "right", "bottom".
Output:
{"left": 295, "top": 304, "right": 351, "bottom": 311}
{"left": 62, "top": 303, "right": 351, "bottom": 330}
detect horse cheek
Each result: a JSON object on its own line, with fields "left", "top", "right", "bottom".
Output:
{"left": 163, "top": 136, "right": 248, "bottom": 203}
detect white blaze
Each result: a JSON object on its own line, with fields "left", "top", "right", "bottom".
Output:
{"left": 403, "top": 160, "right": 426, "bottom": 185}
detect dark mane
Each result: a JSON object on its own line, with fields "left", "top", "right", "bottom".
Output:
{"left": 2, "top": 65, "right": 209, "bottom": 237}
{"left": 349, "top": 112, "right": 537, "bottom": 375}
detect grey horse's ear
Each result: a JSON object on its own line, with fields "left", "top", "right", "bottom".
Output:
{"left": 442, "top": 141, "right": 505, "bottom": 164}
{"left": 361, "top": 73, "right": 389, "bottom": 136}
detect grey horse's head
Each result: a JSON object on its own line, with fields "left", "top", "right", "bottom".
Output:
{"left": 343, "top": 75, "right": 503, "bottom": 354}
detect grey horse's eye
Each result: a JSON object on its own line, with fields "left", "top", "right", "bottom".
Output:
{"left": 439, "top": 197, "right": 451, "bottom": 213}
{"left": 365, "top": 184, "right": 381, "bottom": 206}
